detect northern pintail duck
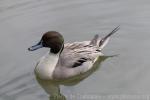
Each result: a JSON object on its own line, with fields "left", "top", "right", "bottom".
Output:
{"left": 28, "top": 26, "right": 119, "bottom": 99}
{"left": 28, "top": 26, "right": 119, "bottom": 100}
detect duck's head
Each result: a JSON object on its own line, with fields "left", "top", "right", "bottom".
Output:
{"left": 28, "top": 31, "right": 64, "bottom": 54}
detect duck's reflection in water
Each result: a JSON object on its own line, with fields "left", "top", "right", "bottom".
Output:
{"left": 36, "top": 55, "right": 116, "bottom": 100}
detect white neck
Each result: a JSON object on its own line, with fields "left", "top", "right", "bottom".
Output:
{"left": 35, "top": 52, "right": 59, "bottom": 80}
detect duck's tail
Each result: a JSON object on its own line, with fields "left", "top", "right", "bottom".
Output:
{"left": 90, "top": 26, "right": 120, "bottom": 50}
{"left": 89, "top": 34, "right": 99, "bottom": 46}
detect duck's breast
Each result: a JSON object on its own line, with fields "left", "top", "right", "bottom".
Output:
{"left": 35, "top": 53, "right": 59, "bottom": 80}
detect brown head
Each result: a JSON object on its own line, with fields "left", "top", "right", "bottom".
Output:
{"left": 28, "top": 31, "right": 64, "bottom": 54}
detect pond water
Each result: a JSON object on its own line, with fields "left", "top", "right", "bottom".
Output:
{"left": 0, "top": 0, "right": 150, "bottom": 100}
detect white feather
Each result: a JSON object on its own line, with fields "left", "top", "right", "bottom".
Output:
{"left": 35, "top": 52, "right": 59, "bottom": 80}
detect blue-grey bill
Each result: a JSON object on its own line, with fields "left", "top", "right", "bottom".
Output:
{"left": 28, "top": 42, "right": 43, "bottom": 51}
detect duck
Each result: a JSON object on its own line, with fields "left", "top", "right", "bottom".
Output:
{"left": 28, "top": 26, "right": 120, "bottom": 100}
{"left": 28, "top": 26, "right": 119, "bottom": 99}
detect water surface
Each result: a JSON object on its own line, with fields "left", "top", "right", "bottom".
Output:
{"left": 0, "top": 0, "right": 150, "bottom": 100}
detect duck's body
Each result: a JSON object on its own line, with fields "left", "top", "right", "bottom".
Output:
{"left": 28, "top": 26, "right": 119, "bottom": 98}
{"left": 29, "top": 26, "right": 119, "bottom": 81}
{"left": 57, "top": 41, "right": 106, "bottom": 78}
{"left": 34, "top": 40, "right": 101, "bottom": 79}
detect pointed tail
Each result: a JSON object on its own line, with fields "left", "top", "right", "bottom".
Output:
{"left": 99, "top": 26, "right": 120, "bottom": 50}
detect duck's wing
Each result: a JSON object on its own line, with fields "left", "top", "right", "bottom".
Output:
{"left": 64, "top": 41, "right": 90, "bottom": 50}
{"left": 61, "top": 46, "right": 102, "bottom": 67}
{"left": 53, "top": 46, "right": 102, "bottom": 79}
{"left": 64, "top": 34, "right": 100, "bottom": 50}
